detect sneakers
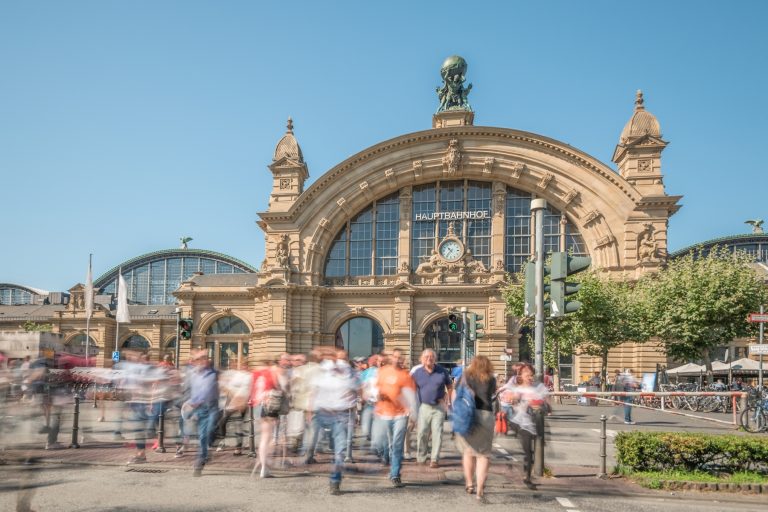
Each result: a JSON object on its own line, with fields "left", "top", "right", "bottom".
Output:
{"left": 44, "top": 442, "right": 63, "bottom": 450}
{"left": 305, "top": 456, "right": 318, "bottom": 464}
{"left": 216, "top": 441, "right": 225, "bottom": 452}
{"left": 174, "top": 446, "right": 185, "bottom": 458}
{"left": 127, "top": 455, "right": 147, "bottom": 465}
{"left": 329, "top": 481, "right": 342, "bottom": 496}
{"left": 429, "top": 461, "right": 439, "bottom": 469}
{"left": 233, "top": 448, "right": 243, "bottom": 456}
{"left": 390, "top": 476, "right": 404, "bottom": 488}
{"left": 343, "top": 456, "right": 354, "bottom": 463}
{"left": 624, "top": 420, "right": 636, "bottom": 425}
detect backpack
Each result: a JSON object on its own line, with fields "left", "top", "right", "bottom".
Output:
{"left": 452, "top": 378, "right": 475, "bottom": 436}
{"left": 263, "top": 387, "right": 289, "bottom": 416}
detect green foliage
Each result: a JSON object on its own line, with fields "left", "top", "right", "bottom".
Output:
{"left": 643, "top": 246, "right": 766, "bottom": 365}
{"left": 615, "top": 431, "right": 768, "bottom": 475}
{"left": 21, "top": 320, "right": 53, "bottom": 332}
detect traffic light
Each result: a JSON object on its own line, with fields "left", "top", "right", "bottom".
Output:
{"left": 179, "top": 318, "right": 194, "bottom": 340}
{"left": 468, "top": 312, "right": 485, "bottom": 341}
{"left": 448, "top": 313, "right": 459, "bottom": 332}
{"left": 549, "top": 252, "right": 591, "bottom": 317}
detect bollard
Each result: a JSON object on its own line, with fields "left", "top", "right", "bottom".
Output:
{"left": 597, "top": 414, "right": 607, "bottom": 478}
{"left": 157, "top": 406, "right": 166, "bottom": 453}
{"left": 533, "top": 410, "right": 545, "bottom": 477}
{"left": 70, "top": 394, "right": 81, "bottom": 449}
{"left": 248, "top": 405, "right": 257, "bottom": 458}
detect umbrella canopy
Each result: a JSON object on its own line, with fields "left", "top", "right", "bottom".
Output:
{"left": 711, "top": 357, "right": 761, "bottom": 374}
{"left": 666, "top": 362, "right": 705, "bottom": 375}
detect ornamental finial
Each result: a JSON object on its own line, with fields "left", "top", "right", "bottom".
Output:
{"left": 286, "top": 117, "right": 294, "bottom": 134}
{"left": 634, "top": 90, "right": 645, "bottom": 111}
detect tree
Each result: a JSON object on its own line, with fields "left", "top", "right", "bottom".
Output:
{"left": 644, "top": 246, "right": 766, "bottom": 375}
{"left": 504, "top": 268, "right": 650, "bottom": 389}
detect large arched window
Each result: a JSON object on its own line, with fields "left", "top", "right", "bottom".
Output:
{"left": 205, "top": 316, "right": 250, "bottom": 369}
{"left": 504, "top": 187, "right": 587, "bottom": 273}
{"left": 324, "top": 194, "right": 400, "bottom": 278}
{"left": 335, "top": 317, "right": 384, "bottom": 359}
{"left": 411, "top": 181, "right": 492, "bottom": 271}
{"left": 122, "top": 335, "right": 150, "bottom": 351}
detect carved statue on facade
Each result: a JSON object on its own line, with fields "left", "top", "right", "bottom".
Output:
{"left": 443, "top": 139, "right": 462, "bottom": 175}
{"left": 275, "top": 234, "right": 290, "bottom": 268}
{"left": 745, "top": 219, "right": 764, "bottom": 234}
{"left": 416, "top": 250, "right": 445, "bottom": 274}
{"left": 466, "top": 258, "right": 488, "bottom": 273}
{"left": 180, "top": 236, "right": 193, "bottom": 250}
{"left": 436, "top": 55, "right": 472, "bottom": 112}
{"left": 637, "top": 224, "right": 660, "bottom": 263}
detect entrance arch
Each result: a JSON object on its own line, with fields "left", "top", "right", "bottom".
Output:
{"left": 335, "top": 317, "right": 384, "bottom": 359}
{"left": 424, "top": 317, "right": 465, "bottom": 367}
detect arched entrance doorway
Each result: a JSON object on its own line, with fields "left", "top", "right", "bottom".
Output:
{"left": 204, "top": 316, "right": 250, "bottom": 370}
{"left": 424, "top": 317, "right": 465, "bottom": 367}
{"left": 335, "top": 317, "right": 384, "bottom": 359}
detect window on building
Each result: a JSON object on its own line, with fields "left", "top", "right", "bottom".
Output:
{"left": 67, "top": 333, "right": 99, "bottom": 356}
{"left": 335, "top": 317, "right": 384, "bottom": 360}
{"left": 204, "top": 315, "right": 251, "bottom": 370}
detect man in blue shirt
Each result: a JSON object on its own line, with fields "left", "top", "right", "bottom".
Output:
{"left": 186, "top": 350, "right": 219, "bottom": 476}
{"left": 411, "top": 349, "right": 452, "bottom": 468}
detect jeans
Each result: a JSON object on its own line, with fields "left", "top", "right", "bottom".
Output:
{"left": 360, "top": 403, "right": 375, "bottom": 441}
{"left": 128, "top": 402, "right": 150, "bottom": 450}
{"left": 623, "top": 397, "right": 633, "bottom": 422}
{"left": 372, "top": 416, "right": 407, "bottom": 479}
{"left": 311, "top": 411, "right": 348, "bottom": 483}
{"left": 193, "top": 404, "right": 219, "bottom": 468}
{"left": 416, "top": 403, "right": 445, "bottom": 462}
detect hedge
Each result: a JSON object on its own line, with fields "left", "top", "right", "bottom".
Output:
{"left": 615, "top": 432, "right": 768, "bottom": 475}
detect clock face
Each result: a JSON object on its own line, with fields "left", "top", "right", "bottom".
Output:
{"left": 439, "top": 239, "right": 463, "bottom": 262}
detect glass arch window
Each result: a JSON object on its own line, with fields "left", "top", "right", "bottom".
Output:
{"left": 324, "top": 194, "right": 400, "bottom": 279}
{"left": 504, "top": 187, "right": 588, "bottom": 273}
{"left": 67, "top": 333, "right": 99, "bottom": 356}
{"left": 122, "top": 335, "right": 150, "bottom": 351}
{"left": 205, "top": 316, "right": 250, "bottom": 335}
{"left": 411, "top": 181, "right": 492, "bottom": 270}
{"left": 335, "top": 317, "right": 384, "bottom": 359}
{"left": 0, "top": 285, "right": 37, "bottom": 305}
{"left": 424, "top": 317, "right": 467, "bottom": 366}
{"left": 99, "top": 255, "right": 251, "bottom": 305}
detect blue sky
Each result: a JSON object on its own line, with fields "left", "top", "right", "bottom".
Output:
{"left": 2, "top": 1, "right": 766, "bottom": 291}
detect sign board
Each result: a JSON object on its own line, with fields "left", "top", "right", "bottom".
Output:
{"left": 749, "top": 344, "right": 768, "bottom": 355}
{"left": 499, "top": 354, "right": 512, "bottom": 362}
{"left": 747, "top": 313, "right": 768, "bottom": 323}
{"left": 112, "top": 351, "right": 120, "bottom": 362}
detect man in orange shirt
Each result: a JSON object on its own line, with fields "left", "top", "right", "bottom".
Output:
{"left": 372, "top": 349, "right": 416, "bottom": 488}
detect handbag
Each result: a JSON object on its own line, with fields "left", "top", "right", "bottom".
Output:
{"left": 451, "top": 378, "right": 475, "bottom": 436}
{"left": 494, "top": 411, "right": 508, "bottom": 435}
{"left": 263, "top": 387, "right": 289, "bottom": 416}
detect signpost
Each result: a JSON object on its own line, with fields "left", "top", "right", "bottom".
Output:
{"left": 747, "top": 313, "right": 768, "bottom": 323}
{"left": 748, "top": 306, "right": 766, "bottom": 388}
{"left": 112, "top": 351, "right": 120, "bottom": 363}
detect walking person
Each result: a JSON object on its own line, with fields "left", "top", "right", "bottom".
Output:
{"left": 372, "top": 349, "right": 416, "bottom": 488}
{"left": 215, "top": 361, "right": 252, "bottom": 455}
{"left": 308, "top": 348, "right": 359, "bottom": 495}
{"left": 412, "top": 349, "right": 452, "bottom": 468}
{"left": 250, "top": 359, "right": 285, "bottom": 478}
{"left": 620, "top": 369, "right": 638, "bottom": 425}
{"left": 185, "top": 350, "right": 219, "bottom": 476}
{"left": 453, "top": 355, "right": 496, "bottom": 503}
{"left": 504, "top": 362, "right": 549, "bottom": 489}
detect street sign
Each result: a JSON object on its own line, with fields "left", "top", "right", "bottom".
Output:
{"left": 112, "top": 351, "right": 120, "bottom": 362}
{"left": 747, "top": 313, "right": 768, "bottom": 323}
{"left": 749, "top": 344, "right": 768, "bottom": 355}
{"left": 499, "top": 354, "right": 512, "bottom": 362}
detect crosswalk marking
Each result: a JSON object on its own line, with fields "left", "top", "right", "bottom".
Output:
{"left": 556, "top": 497, "right": 575, "bottom": 508}
{"left": 590, "top": 428, "right": 617, "bottom": 438}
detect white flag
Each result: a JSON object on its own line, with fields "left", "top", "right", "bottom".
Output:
{"left": 85, "top": 256, "right": 94, "bottom": 320}
{"left": 116, "top": 272, "right": 131, "bottom": 324}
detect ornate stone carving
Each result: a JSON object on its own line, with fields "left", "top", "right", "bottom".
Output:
{"left": 583, "top": 210, "right": 602, "bottom": 225}
{"left": 436, "top": 55, "right": 472, "bottom": 112}
{"left": 399, "top": 261, "right": 410, "bottom": 273}
{"left": 260, "top": 259, "right": 268, "bottom": 272}
{"left": 359, "top": 180, "right": 372, "bottom": 200}
{"left": 416, "top": 250, "right": 446, "bottom": 274}
{"left": 412, "top": 160, "right": 423, "bottom": 179}
{"left": 319, "top": 218, "right": 330, "bottom": 230}
{"left": 466, "top": 259, "right": 488, "bottom": 273}
{"left": 279, "top": 178, "right": 291, "bottom": 189}
{"left": 594, "top": 235, "right": 616, "bottom": 249}
{"left": 275, "top": 234, "right": 290, "bottom": 268}
{"left": 483, "top": 156, "right": 495, "bottom": 174}
{"left": 537, "top": 172, "right": 554, "bottom": 191}
{"left": 336, "top": 197, "right": 350, "bottom": 216}
{"left": 509, "top": 161, "right": 525, "bottom": 180}
{"left": 384, "top": 168, "right": 396, "bottom": 188}
{"left": 495, "top": 259, "right": 505, "bottom": 272}
{"left": 638, "top": 159, "right": 652, "bottom": 173}
{"left": 637, "top": 223, "right": 661, "bottom": 263}
{"left": 442, "top": 139, "right": 462, "bottom": 176}
{"left": 562, "top": 188, "right": 580, "bottom": 205}
{"left": 493, "top": 194, "right": 505, "bottom": 216}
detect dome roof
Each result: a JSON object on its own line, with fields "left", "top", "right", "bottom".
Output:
{"left": 273, "top": 117, "right": 304, "bottom": 163}
{"left": 619, "top": 90, "right": 661, "bottom": 143}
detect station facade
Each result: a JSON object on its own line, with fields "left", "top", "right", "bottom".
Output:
{"left": 0, "top": 59, "right": 685, "bottom": 382}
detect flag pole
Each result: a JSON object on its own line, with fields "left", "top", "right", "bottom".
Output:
{"left": 85, "top": 254, "right": 92, "bottom": 366}
{"left": 114, "top": 266, "right": 121, "bottom": 362}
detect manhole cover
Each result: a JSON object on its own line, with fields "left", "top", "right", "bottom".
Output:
{"left": 125, "top": 467, "right": 169, "bottom": 473}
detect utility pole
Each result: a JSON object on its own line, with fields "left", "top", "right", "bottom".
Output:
{"left": 460, "top": 306, "right": 468, "bottom": 363}
{"left": 530, "top": 198, "right": 547, "bottom": 478}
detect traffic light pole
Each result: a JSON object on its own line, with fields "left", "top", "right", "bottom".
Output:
{"left": 531, "top": 198, "right": 547, "bottom": 478}
{"left": 531, "top": 198, "right": 546, "bottom": 381}
{"left": 460, "top": 307, "right": 468, "bottom": 364}
{"left": 175, "top": 307, "right": 181, "bottom": 369}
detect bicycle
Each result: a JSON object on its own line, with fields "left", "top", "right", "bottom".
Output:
{"left": 739, "top": 389, "right": 768, "bottom": 433}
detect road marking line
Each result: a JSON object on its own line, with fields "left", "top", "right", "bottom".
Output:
{"left": 567, "top": 510, "right": 580, "bottom": 512}
{"left": 556, "top": 497, "right": 575, "bottom": 508}
{"left": 590, "top": 428, "right": 616, "bottom": 438}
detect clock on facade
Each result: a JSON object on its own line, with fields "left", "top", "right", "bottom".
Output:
{"left": 438, "top": 238, "right": 464, "bottom": 262}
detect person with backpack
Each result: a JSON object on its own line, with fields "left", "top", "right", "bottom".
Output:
{"left": 453, "top": 355, "right": 496, "bottom": 503}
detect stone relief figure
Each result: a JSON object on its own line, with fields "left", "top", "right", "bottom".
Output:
{"left": 443, "top": 139, "right": 462, "bottom": 175}
{"left": 399, "top": 261, "right": 410, "bottom": 273}
{"left": 466, "top": 258, "right": 488, "bottom": 273}
{"left": 275, "top": 234, "right": 290, "bottom": 268}
{"left": 416, "top": 250, "right": 445, "bottom": 274}
{"left": 436, "top": 55, "right": 472, "bottom": 112}
{"left": 637, "top": 224, "right": 660, "bottom": 263}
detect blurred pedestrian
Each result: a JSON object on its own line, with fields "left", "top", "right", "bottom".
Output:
{"left": 412, "top": 349, "right": 452, "bottom": 467}
{"left": 454, "top": 355, "right": 496, "bottom": 503}
{"left": 186, "top": 350, "right": 219, "bottom": 476}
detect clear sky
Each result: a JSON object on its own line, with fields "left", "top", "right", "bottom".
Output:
{"left": 2, "top": 1, "right": 766, "bottom": 291}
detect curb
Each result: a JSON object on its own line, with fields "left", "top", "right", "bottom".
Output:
{"left": 654, "top": 480, "right": 765, "bottom": 494}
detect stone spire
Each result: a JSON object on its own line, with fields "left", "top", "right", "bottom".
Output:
{"left": 267, "top": 117, "right": 308, "bottom": 212}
